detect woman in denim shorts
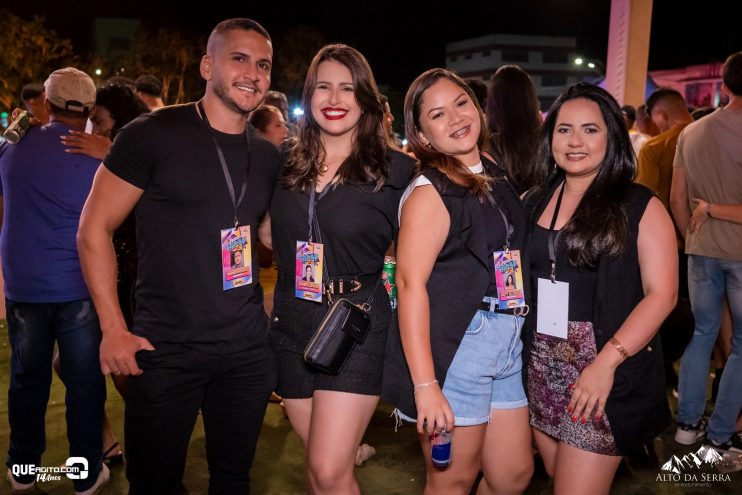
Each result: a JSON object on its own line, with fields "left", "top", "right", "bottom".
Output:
{"left": 382, "top": 69, "right": 532, "bottom": 494}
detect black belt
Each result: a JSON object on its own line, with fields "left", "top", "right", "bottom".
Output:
{"left": 280, "top": 272, "right": 380, "bottom": 296}
{"left": 478, "top": 301, "right": 519, "bottom": 315}
{"left": 326, "top": 273, "right": 380, "bottom": 295}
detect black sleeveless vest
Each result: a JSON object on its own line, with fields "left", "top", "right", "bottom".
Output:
{"left": 382, "top": 159, "right": 525, "bottom": 418}
{"left": 523, "top": 179, "right": 671, "bottom": 454}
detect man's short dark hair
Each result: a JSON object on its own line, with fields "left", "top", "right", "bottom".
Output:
{"left": 135, "top": 75, "right": 163, "bottom": 97}
{"left": 21, "top": 83, "right": 44, "bottom": 101}
{"left": 620, "top": 105, "right": 636, "bottom": 125}
{"left": 265, "top": 90, "right": 287, "bottom": 105}
{"left": 723, "top": 51, "right": 742, "bottom": 96}
{"left": 646, "top": 87, "right": 684, "bottom": 115}
{"left": 211, "top": 18, "right": 271, "bottom": 43}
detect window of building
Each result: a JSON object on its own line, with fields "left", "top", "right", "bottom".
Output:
{"left": 542, "top": 74, "right": 568, "bottom": 87}
{"left": 109, "top": 38, "right": 130, "bottom": 51}
{"left": 502, "top": 49, "right": 528, "bottom": 62}
{"left": 543, "top": 51, "right": 568, "bottom": 64}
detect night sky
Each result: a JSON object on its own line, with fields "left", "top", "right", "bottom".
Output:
{"left": 4, "top": 0, "right": 741, "bottom": 92}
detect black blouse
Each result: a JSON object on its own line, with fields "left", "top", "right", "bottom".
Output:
{"left": 529, "top": 224, "right": 598, "bottom": 321}
{"left": 270, "top": 149, "right": 415, "bottom": 292}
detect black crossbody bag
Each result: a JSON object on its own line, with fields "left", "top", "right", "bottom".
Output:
{"left": 303, "top": 205, "right": 380, "bottom": 375}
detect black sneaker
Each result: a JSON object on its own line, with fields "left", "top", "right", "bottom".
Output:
{"left": 675, "top": 419, "right": 707, "bottom": 445}
{"left": 703, "top": 434, "right": 742, "bottom": 455}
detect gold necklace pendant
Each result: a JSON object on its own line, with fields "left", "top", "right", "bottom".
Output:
{"left": 319, "top": 164, "right": 329, "bottom": 173}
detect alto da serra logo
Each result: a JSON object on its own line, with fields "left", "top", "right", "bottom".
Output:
{"left": 661, "top": 445, "right": 724, "bottom": 473}
{"left": 657, "top": 446, "right": 732, "bottom": 485}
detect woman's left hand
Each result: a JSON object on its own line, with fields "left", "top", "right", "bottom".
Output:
{"left": 61, "top": 130, "right": 111, "bottom": 160}
{"left": 567, "top": 360, "right": 615, "bottom": 423}
{"left": 690, "top": 198, "right": 710, "bottom": 233}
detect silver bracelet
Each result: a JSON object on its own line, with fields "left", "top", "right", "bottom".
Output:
{"left": 413, "top": 379, "right": 439, "bottom": 394}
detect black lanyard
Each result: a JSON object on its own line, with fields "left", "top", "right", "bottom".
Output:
{"left": 197, "top": 100, "right": 250, "bottom": 228}
{"left": 307, "top": 180, "right": 334, "bottom": 242}
{"left": 547, "top": 182, "right": 566, "bottom": 283}
{"left": 480, "top": 162, "right": 514, "bottom": 250}
{"left": 483, "top": 187, "right": 513, "bottom": 251}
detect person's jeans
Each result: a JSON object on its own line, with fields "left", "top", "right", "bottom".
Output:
{"left": 125, "top": 343, "right": 276, "bottom": 495}
{"left": 677, "top": 255, "right": 742, "bottom": 443}
{"left": 5, "top": 298, "right": 106, "bottom": 492}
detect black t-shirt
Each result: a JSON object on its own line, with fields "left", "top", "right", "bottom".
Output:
{"left": 104, "top": 103, "right": 280, "bottom": 352}
{"left": 270, "top": 149, "right": 415, "bottom": 293}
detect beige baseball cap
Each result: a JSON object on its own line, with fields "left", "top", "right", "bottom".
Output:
{"left": 44, "top": 67, "right": 96, "bottom": 113}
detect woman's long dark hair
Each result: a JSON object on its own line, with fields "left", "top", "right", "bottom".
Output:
{"left": 532, "top": 83, "right": 636, "bottom": 267}
{"left": 96, "top": 83, "right": 150, "bottom": 138}
{"left": 404, "top": 68, "right": 491, "bottom": 198}
{"left": 485, "top": 65, "right": 542, "bottom": 194}
{"left": 281, "top": 44, "right": 387, "bottom": 191}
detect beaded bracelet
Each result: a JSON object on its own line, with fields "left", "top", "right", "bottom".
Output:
{"left": 413, "top": 379, "right": 439, "bottom": 394}
{"left": 609, "top": 337, "right": 630, "bottom": 360}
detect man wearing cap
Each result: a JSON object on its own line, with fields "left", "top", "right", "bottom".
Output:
{"left": 0, "top": 68, "right": 109, "bottom": 494}
{"left": 78, "top": 18, "right": 278, "bottom": 494}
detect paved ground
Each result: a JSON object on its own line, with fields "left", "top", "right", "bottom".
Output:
{"left": 0, "top": 265, "right": 739, "bottom": 493}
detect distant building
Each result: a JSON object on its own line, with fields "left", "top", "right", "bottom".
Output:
{"left": 445, "top": 34, "right": 596, "bottom": 111}
{"left": 92, "top": 17, "right": 141, "bottom": 62}
{"left": 649, "top": 62, "right": 726, "bottom": 108}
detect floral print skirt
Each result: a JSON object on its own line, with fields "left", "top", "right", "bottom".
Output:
{"left": 528, "top": 321, "right": 620, "bottom": 456}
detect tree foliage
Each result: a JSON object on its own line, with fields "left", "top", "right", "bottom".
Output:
{"left": 272, "top": 25, "right": 328, "bottom": 100}
{"left": 0, "top": 10, "right": 78, "bottom": 112}
{"left": 124, "top": 28, "right": 203, "bottom": 104}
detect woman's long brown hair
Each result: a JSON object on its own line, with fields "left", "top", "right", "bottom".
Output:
{"left": 281, "top": 44, "right": 388, "bottom": 192}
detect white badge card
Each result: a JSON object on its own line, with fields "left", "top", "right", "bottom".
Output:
{"left": 296, "top": 241, "right": 324, "bottom": 303}
{"left": 221, "top": 226, "right": 252, "bottom": 290}
{"left": 493, "top": 249, "right": 526, "bottom": 308}
{"left": 536, "top": 278, "right": 569, "bottom": 339}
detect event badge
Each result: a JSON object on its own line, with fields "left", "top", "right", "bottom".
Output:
{"left": 296, "top": 241, "right": 324, "bottom": 303}
{"left": 221, "top": 226, "right": 252, "bottom": 290}
{"left": 493, "top": 249, "right": 526, "bottom": 308}
{"left": 536, "top": 278, "right": 568, "bottom": 339}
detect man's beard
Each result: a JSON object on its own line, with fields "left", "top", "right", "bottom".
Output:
{"left": 214, "top": 83, "right": 258, "bottom": 116}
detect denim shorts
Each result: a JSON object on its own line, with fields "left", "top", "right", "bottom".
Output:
{"left": 398, "top": 301, "right": 528, "bottom": 427}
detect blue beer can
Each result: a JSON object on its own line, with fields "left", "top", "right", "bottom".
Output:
{"left": 430, "top": 429, "right": 451, "bottom": 467}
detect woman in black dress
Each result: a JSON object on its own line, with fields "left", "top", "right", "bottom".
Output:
{"left": 265, "top": 44, "right": 414, "bottom": 493}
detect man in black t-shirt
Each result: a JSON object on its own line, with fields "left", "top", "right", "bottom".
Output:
{"left": 78, "top": 18, "right": 278, "bottom": 494}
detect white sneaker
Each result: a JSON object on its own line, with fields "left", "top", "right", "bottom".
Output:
{"left": 74, "top": 463, "right": 110, "bottom": 495}
{"left": 354, "top": 443, "right": 376, "bottom": 466}
{"left": 6, "top": 469, "right": 34, "bottom": 494}
{"left": 675, "top": 419, "right": 707, "bottom": 445}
